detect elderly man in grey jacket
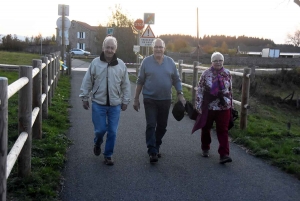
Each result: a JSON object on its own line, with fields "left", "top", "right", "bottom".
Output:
{"left": 79, "top": 36, "right": 131, "bottom": 166}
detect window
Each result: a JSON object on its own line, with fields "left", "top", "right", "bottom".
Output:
{"left": 77, "top": 32, "right": 85, "bottom": 39}
{"left": 77, "top": 43, "right": 85, "bottom": 50}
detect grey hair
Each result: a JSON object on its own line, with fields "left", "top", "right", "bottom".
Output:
{"left": 211, "top": 52, "right": 224, "bottom": 62}
{"left": 102, "top": 36, "right": 118, "bottom": 49}
{"left": 151, "top": 38, "right": 165, "bottom": 48}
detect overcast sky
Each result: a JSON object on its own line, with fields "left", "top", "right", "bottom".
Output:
{"left": 1, "top": 0, "right": 300, "bottom": 44}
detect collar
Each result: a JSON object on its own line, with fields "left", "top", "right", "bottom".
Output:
{"left": 100, "top": 52, "right": 118, "bottom": 66}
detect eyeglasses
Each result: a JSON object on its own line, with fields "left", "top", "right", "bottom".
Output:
{"left": 213, "top": 60, "right": 223, "bottom": 63}
{"left": 154, "top": 46, "right": 164, "bottom": 49}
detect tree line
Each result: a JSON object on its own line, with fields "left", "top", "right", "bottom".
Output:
{"left": 0, "top": 34, "right": 56, "bottom": 52}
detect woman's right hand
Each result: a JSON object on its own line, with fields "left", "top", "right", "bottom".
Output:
{"left": 196, "top": 108, "right": 202, "bottom": 114}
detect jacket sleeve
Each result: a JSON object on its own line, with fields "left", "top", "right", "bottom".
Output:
{"left": 195, "top": 72, "right": 205, "bottom": 111}
{"left": 79, "top": 63, "right": 94, "bottom": 101}
{"left": 121, "top": 65, "right": 131, "bottom": 105}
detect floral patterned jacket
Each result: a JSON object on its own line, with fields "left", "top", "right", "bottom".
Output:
{"left": 195, "top": 67, "right": 232, "bottom": 112}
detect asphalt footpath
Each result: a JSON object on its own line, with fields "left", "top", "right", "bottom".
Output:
{"left": 60, "top": 59, "right": 300, "bottom": 201}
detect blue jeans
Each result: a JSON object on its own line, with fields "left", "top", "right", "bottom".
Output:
{"left": 92, "top": 102, "right": 121, "bottom": 157}
{"left": 143, "top": 98, "right": 171, "bottom": 155}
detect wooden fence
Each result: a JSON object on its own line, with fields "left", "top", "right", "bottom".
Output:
{"left": 0, "top": 51, "right": 67, "bottom": 200}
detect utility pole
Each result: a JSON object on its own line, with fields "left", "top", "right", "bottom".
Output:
{"left": 61, "top": 5, "right": 65, "bottom": 61}
{"left": 197, "top": 7, "right": 199, "bottom": 62}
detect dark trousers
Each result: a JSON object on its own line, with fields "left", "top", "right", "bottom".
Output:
{"left": 143, "top": 98, "right": 171, "bottom": 154}
{"left": 201, "top": 109, "right": 231, "bottom": 157}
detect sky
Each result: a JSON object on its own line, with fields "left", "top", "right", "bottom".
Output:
{"left": 1, "top": 0, "right": 300, "bottom": 44}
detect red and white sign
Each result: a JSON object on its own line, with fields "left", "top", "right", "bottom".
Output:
{"left": 134, "top": 19, "right": 144, "bottom": 30}
{"left": 141, "top": 25, "right": 155, "bottom": 38}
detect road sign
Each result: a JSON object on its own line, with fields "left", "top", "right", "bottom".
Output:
{"left": 141, "top": 25, "right": 155, "bottom": 38}
{"left": 144, "top": 13, "right": 155, "bottom": 24}
{"left": 140, "top": 38, "right": 155, "bottom": 47}
{"left": 133, "top": 45, "right": 140, "bottom": 53}
{"left": 107, "top": 28, "right": 114, "bottom": 35}
{"left": 56, "top": 17, "right": 71, "bottom": 30}
{"left": 134, "top": 19, "right": 144, "bottom": 30}
{"left": 58, "top": 4, "right": 69, "bottom": 16}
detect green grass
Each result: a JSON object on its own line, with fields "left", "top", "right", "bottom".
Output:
{"left": 0, "top": 51, "right": 40, "bottom": 65}
{"left": 1, "top": 51, "right": 72, "bottom": 200}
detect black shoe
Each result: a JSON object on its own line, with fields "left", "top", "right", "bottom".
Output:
{"left": 104, "top": 157, "right": 114, "bottom": 166}
{"left": 202, "top": 150, "right": 209, "bottom": 157}
{"left": 149, "top": 153, "right": 158, "bottom": 163}
{"left": 93, "top": 145, "right": 101, "bottom": 156}
{"left": 220, "top": 156, "right": 232, "bottom": 164}
{"left": 157, "top": 152, "right": 162, "bottom": 158}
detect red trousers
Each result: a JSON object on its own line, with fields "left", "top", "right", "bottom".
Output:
{"left": 201, "top": 109, "right": 231, "bottom": 157}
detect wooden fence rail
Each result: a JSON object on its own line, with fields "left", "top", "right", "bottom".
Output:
{"left": 175, "top": 60, "right": 251, "bottom": 130}
{"left": 0, "top": 51, "right": 63, "bottom": 200}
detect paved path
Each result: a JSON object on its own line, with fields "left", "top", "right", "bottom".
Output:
{"left": 60, "top": 59, "right": 300, "bottom": 201}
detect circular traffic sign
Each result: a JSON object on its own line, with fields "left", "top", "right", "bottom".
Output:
{"left": 56, "top": 17, "right": 71, "bottom": 30}
{"left": 134, "top": 19, "right": 144, "bottom": 30}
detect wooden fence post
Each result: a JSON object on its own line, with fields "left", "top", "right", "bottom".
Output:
{"left": 41, "top": 56, "right": 49, "bottom": 119}
{"left": 0, "top": 77, "right": 8, "bottom": 201}
{"left": 18, "top": 66, "right": 33, "bottom": 177}
{"left": 47, "top": 55, "right": 53, "bottom": 106}
{"left": 32, "top": 59, "right": 42, "bottom": 139}
{"left": 192, "top": 61, "right": 199, "bottom": 106}
{"left": 240, "top": 67, "right": 251, "bottom": 130}
{"left": 178, "top": 60, "right": 183, "bottom": 80}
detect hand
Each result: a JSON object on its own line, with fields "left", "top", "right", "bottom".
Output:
{"left": 133, "top": 99, "right": 140, "bottom": 112}
{"left": 82, "top": 100, "right": 89, "bottom": 110}
{"left": 121, "top": 104, "right": 127, "bottom": 111}
{"left": 196, "top": 108, "right": 202, "bottom": 114}
{"left": 178, "top": 94, "right": 186, "bottom": 107}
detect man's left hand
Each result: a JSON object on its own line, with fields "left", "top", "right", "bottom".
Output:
{"left": 121, "top": 104, "right": 127, "bottom": 111}
{"left": 178, "top": 94, "right": 186, "bottom": 106}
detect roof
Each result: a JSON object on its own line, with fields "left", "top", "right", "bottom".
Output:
{"left": 72, "top": 20, "right": 98, "bottom": 31}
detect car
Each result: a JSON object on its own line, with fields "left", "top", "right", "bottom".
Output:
{"left": 70, "top": 48, "right": 91, "bottom": 56}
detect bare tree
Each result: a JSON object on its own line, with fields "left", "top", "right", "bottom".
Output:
{"left": 286, "top": 30, "right": 300, "bottom": 46}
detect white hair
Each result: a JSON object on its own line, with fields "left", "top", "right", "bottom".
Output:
{"left": 211, "top": 52, "right": 224, "bottom": 62}
{"left": 102, "top": 36, "right": 118, "bottom": 49}
{"left": 151, "top": 38, "right": 165, "bottom": 48}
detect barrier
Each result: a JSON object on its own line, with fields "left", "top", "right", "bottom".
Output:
{"left": 0, "top": 51, "right": 62, "bottom": 200}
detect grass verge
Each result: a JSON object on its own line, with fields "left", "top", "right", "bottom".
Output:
{"left": 1, "top": 51, "right": 72, "bottom": 200}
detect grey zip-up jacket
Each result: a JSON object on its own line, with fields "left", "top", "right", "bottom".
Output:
{"left": 79, "top": 53, "right": 131, "bottom": 106}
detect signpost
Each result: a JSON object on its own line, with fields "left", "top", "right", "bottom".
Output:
{"left": 57, "top": 4, "right": 69, "bottom": 61}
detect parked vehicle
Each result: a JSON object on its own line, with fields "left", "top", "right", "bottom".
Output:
{"left": 70, "top": 48, "right": 91, "bottom": 56}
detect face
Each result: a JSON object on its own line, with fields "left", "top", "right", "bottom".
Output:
{"left": 103, "top": 39, "right": 117, "bottom": 61}
{"left": 211, "top": 55, "right": 224, "bottom": 70}
{"left": 153, "top": 40, "right": 165, "bottom": 59}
